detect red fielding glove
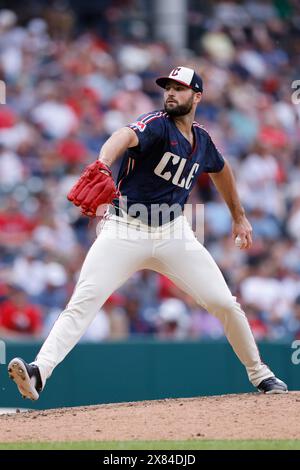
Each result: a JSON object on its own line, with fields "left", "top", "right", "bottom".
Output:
{"left": 67, "top": 160, "right": 120, "bottom": 217}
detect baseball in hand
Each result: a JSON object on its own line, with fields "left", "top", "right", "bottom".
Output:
{"left": 235, "top": 235, "right": 243, "bottom": 248}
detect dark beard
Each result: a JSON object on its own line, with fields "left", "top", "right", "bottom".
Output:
{"left": 164, "top": 98, "right": 193, "bottom": 116}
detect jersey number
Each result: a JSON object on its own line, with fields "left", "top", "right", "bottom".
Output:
{"left": 154, "top": 152, "right": 199, "bottom": 190}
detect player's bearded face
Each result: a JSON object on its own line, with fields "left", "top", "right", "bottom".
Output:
{"left": 164, "top": 89, "right": 194, "bottom": 116}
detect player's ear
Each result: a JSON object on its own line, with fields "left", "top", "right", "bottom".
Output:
{"left": 194, "top": 92, "right": 202, "bottom": 104}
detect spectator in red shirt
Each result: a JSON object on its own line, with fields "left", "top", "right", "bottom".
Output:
{"left": 0, "top": 285, "right": 42, "bottom": 338}
{"left": 0, "top": 198, "right": 36, "bottom": 248}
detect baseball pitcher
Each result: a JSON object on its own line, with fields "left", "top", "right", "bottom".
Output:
{"left": 8, "top": 67, "right": 287, "bottom": 400}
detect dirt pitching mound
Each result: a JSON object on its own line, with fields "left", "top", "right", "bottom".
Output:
{"left": 1, "top": 392, "right": 299, "bottom": 442}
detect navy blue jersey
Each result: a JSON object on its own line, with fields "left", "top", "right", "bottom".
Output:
{"left": 115, "top": 110, "right": 224, "bottom": 225}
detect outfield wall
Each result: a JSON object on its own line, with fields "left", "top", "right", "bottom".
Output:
{"left": 1, "top": 339, "right": 298, "bottom": 410}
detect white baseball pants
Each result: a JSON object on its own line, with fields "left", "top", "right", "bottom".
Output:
{"left": 35, "top": 213, "right": 274, "bottom": 388}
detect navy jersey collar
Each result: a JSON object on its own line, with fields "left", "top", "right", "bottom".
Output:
{"left": 169, "top": 118, "right": 197, "bottom": 157}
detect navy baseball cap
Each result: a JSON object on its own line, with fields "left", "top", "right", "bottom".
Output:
{"left": 156, "top": 66, "right": 203, "bottom": 93}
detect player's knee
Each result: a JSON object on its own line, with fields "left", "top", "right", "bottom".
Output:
{"left": 209, "top": 296, "right": 243, "bottom": 320}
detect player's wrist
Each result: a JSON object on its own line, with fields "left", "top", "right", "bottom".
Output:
{"left": 98, "top": 157, "right": 111, "bottom": 168}
{"left": 232, "top": 209, "right": 246, "bottom": 223}
{"left": 96, "top": 160, "right": 112, "bottom": 176}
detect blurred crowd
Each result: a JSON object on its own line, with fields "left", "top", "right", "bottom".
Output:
{"left": 1, "top": 0, "right": 300, "bottom": 342}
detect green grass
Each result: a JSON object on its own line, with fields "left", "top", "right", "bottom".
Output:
{"left": 0, "top": 440, "right": 300, "bottom": 450}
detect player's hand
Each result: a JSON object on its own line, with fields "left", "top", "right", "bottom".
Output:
{"left": 67, "top": 160, "right": 120, "bottom": 218}
{"left": 232, "top": 215, "right": 252, "bottom": 249}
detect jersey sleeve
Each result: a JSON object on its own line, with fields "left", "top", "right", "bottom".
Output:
{"left": 203, "top": 134, "right": 225, "bottom": 173}
{"left": 127, "top": 113, "right": 165, "bottom": 154}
